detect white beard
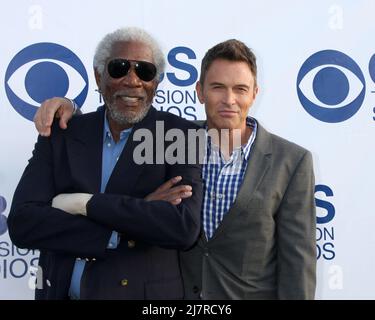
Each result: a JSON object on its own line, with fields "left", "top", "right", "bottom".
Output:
{"left": 106, "top": 102, "right": 151, "bottom": 126}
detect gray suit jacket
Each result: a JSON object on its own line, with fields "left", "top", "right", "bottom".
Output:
{"left": 180, "top": 122, "right": 316, "bottom": 300}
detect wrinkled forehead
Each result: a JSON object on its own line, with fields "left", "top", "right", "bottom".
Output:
{"left": 109, "top": 41, "right": 155, "bottom": 64}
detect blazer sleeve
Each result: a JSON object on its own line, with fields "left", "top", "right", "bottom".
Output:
{"left": 7, "top": 134, "right": 112, "bottom": 258}
{"left": 87, "top": 162, "right": 203, "bottom": 250}
{"left": 276, "top": 150, "right": 317, "bottom": 299}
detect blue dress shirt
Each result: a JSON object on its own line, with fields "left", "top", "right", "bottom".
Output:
{"left": 68, "top": 114, "right": 132, "bottom": 299}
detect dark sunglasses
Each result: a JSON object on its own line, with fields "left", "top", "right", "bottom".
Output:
{"left": 107, "top": 58, "right": 157, "bottom": 82}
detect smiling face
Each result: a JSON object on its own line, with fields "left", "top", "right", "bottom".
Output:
{"left": 95, "top": 41, "right": 158, "bottom": 128}
{"left": 196, "top": 58, "right": 258, "bottom": 133}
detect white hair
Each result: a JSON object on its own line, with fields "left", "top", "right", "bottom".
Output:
{"left": 93, "top": 27, "right": 165, "bottom": 81}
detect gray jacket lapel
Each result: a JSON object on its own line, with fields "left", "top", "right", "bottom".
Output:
{"left": 206, "top": 122, "right": 273, "bottom": 242}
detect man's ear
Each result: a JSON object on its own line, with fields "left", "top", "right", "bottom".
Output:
{"left": 152, "top": 79, "right": 159, "bottom": 96}
{"left": 94, "top": 68, "right": 101, "bottom": 89}
{"left": 196, "top": 81, "right": 205, "bottom": 104}
{"left": 253, "top": 85, "right": 259, "bottom": 100}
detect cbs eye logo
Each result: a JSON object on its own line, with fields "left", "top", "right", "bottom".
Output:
{"left": 5, "top": 42, "right": 89, "bottom": 121}
{"left": 0, "top": 196, "right": 7, "bottom": 236}
{"left": 297, "top": 50, "right": 366, "bottom": 123}
{"left": 369, "top": 54, "right": 375, "bottom": 87}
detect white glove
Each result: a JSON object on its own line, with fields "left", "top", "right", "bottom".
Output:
{"left": 52, "top": 193, "right": 93, "bottom": 216}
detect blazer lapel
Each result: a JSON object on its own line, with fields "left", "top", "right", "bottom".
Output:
{"left": 207, "top": 123, "right": 273, "bottom": 242}
{"left": 105, "top": 107, "right": 158, "bottom": 195}
{"left": 65, "top": 110, "right": 105, "bottom": 194}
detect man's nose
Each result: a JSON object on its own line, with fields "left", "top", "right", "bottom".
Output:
{"left": 222, "top": 89, "right": 236, "bottom": 105}
{"left": 121, "top": 67, "right": 142, "bottom": 86}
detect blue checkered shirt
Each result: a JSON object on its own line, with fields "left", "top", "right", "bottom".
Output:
{"left": 202, "top": 117, "right": 257, "bottom": 239}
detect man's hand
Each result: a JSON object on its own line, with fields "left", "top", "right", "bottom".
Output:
{"left": 145, "top": 176, "right": 193, "bottom": 205}
{"left": 34, "top": 97, "right": 75, "bottom": 137}
{"left": 52, "top": 193, "right": 93, "bottom": 216}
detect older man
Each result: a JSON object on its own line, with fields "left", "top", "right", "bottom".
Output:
{"left": 8, "top": 27, "right": 203, "bottom": 300}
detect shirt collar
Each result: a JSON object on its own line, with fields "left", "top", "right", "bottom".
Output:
{"left": 242, "top": 116, "right": 257, "bottom": 161}
{"left": 103, "top": 111, "right": 133, "bottom": 142}
{"left": 205, "top": 116, "right": 258, "bottom": 161}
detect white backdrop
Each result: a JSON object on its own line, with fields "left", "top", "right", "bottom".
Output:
{"left": 1, "top": 0, "right": 374, "bottom": 299}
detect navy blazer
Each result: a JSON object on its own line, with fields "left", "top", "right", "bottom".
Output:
{"left": 8, "top": 107, "right": 203, "bottom": 300}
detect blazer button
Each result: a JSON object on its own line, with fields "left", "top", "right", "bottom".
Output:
{"left": 193, "top": 286, "right": 199, "bottom": 294}
{"left": 127, "top": 240, "right": 136, "bottom": 248}
{"left": 120, "top": 279, "right": 128, "bottom": 286}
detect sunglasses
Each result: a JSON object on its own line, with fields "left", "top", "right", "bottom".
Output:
{"left": 107, "top": 59, "right": 157, "bottom": 82}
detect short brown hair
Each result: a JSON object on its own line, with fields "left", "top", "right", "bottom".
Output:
{"left": 199, "top": 39, "right": 257, "bottom": 86}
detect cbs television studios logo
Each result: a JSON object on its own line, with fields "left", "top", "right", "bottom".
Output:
{"left": 4, "top": 43, "right": 199, "bottom": 121}
{"left": 0, "top": 194, "right": 39, "bottom": 283}
{"left": 297, "top": 49, "right": 375, "bottom": 123}
{"left": 5, "top": 42, "right": 89, "bottom": 121}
